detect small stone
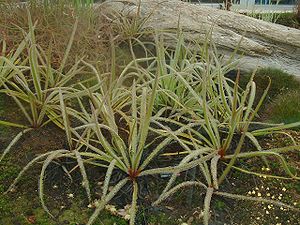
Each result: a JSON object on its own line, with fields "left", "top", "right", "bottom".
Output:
{"left": 124, "top": 214, "right": 131, "bottom": 220}
{"left": 9, "top": 188, "right": 16, "bottom": 193}
{"left": 67, "top": 193, "right": 74, "bottom": 198}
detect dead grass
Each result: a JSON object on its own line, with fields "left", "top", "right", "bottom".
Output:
{"left": 0, "top": 1, "right": 112, "bottom": 69}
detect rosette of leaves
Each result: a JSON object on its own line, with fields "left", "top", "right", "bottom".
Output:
{"left": 0, "top": 12, "right": 101, "bottom": 161}
{"left": 151, "top": 70, "right": 300, "bottom": 225}
{"left": 5, "top": 38, "right": 217, "bottom": 225}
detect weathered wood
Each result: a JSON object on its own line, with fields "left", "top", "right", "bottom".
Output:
{"left": 100, "top": 0, "right": 300, "bottom": 77}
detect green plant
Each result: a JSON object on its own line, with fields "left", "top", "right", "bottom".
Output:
{"left": 0, "top": 38, "right": 28, "bottom": 88}
{"left": 68, "top": 42, "right": 217, "bottom": 225}
{"left": 143, "top": 31, "right": 239, "bottom": 119}
{"left": 264, "top": 90, "right": 300, "bottom": 125}
{"left": 246, "top": 2, "right": 282, "bottom": 24}
{"left": 236, "top": 68, "right": 300, "bottom": 108}
{"left": 4, "top": 29, "right": 300, "bottom": 225}
{"left": 0, "top": 13, "right": 99, "bottom": 161}
{"left": 4, "top": 35, "right": 216, "bottom": 225}
{"left": 71, "top": 0, "right": 94, "bottom": 8}
{"left": 107, "top": 0, "right": 152, "bottom": 43}
{"left": 151, "top": 52, "right": 300, "bottom": 225}
{"left": 29, "top": 0, "right": 95, "bottom": 11}
{"left": 149, "top": 33, "right": 202, "bottom": 116}
{"left": 214, "top": 199, "right": 226, "bottom": 210}
{"left": 0, "top": 159, "right": 21, "bottom": 218}
{"left": 275, "top": 12, "right": 300, "bottom": 28}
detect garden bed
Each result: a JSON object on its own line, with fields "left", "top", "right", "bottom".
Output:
{"left": 1, "top": 1, "right": 300, "bottom": 225}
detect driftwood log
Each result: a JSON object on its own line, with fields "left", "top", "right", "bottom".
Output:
{"left": 100, "top": 0, "right": 300, "bottom": 77}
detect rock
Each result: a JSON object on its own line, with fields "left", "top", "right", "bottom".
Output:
{"left": 99, "top": 0, "right": 300, "bottom": 77}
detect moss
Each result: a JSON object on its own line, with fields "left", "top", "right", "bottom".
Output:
{"left": 285, "top": 182, "right": 300, "bottom": 194}
{"left": 147, "top": 212, "right": 175, "bottom": 224}
{"left": 0, "top": 160, "right": 21, "bottom": 180}
{"left": 264, "top": 90, "right": 300, "bottom": 126}
{"left": 233, "top": 68, "right": 300, "bottom": 117}
{"left": 276, "top": 12, "right": 300, "bottom": 29}
{"left": 245, "top": 12, "right": 300, "bottom": 28}
{"left": 0, "top": 159, "right": 22, "bottom": 218}
{"left": 0, "top": 93, "right": 4, "bottom": 114}
{"left": 95, "top": 212, "right": 128, "bottom": 225}
{"left": 32, "top": 209, "right": 56, "bottom": 225}
{"left": 214, "top": 199, "right": 226, "bottom": 210}
{"left": 0, "top": 197, "right": 11, "bottom": 218}
{"left": 251, "top": 68, "right": 299, "bottom": 100}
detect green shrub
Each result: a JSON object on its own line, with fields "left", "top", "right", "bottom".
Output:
{"left": 264, "top": 90, "right": 300, "bottom": 126}
{"left": 276, "top": 12, "right": 300, "bottom": 29}
{"left": 238, "top": 68, "right": 300, "bottom": 106}
{"left": 244, "top": 12, "right": 299, "bottom": 28}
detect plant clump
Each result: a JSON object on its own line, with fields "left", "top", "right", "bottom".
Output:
{"left": 0, "top": 1, "right": 300, "bottom": 225}
{"left": 264, "top": 90, "right": 300, "bottom": 126}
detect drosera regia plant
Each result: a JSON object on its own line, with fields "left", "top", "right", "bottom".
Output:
{"left": 142, "top": 30, "right": 240, "bottom": 119}
{"left": 5, "top": 39, "right": 217, "bottom": 225}
{"left": 2, "top": 27, "right": 300, "bottom": 225}
{"left": 102, "top": 0, "right": 153, "bottom": 43}
{"left": 67, "top": 39, "right": 220, "bottom": 225}
{"left": 0, "top": 12, "right": 102, "bottom": 162}
{"left": 150, "top": 58, "right": 300, "bottom": 224}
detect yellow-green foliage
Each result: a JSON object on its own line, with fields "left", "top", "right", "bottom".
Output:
{"left": 266, "top": 90, "right": 300, "bottom": 125}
